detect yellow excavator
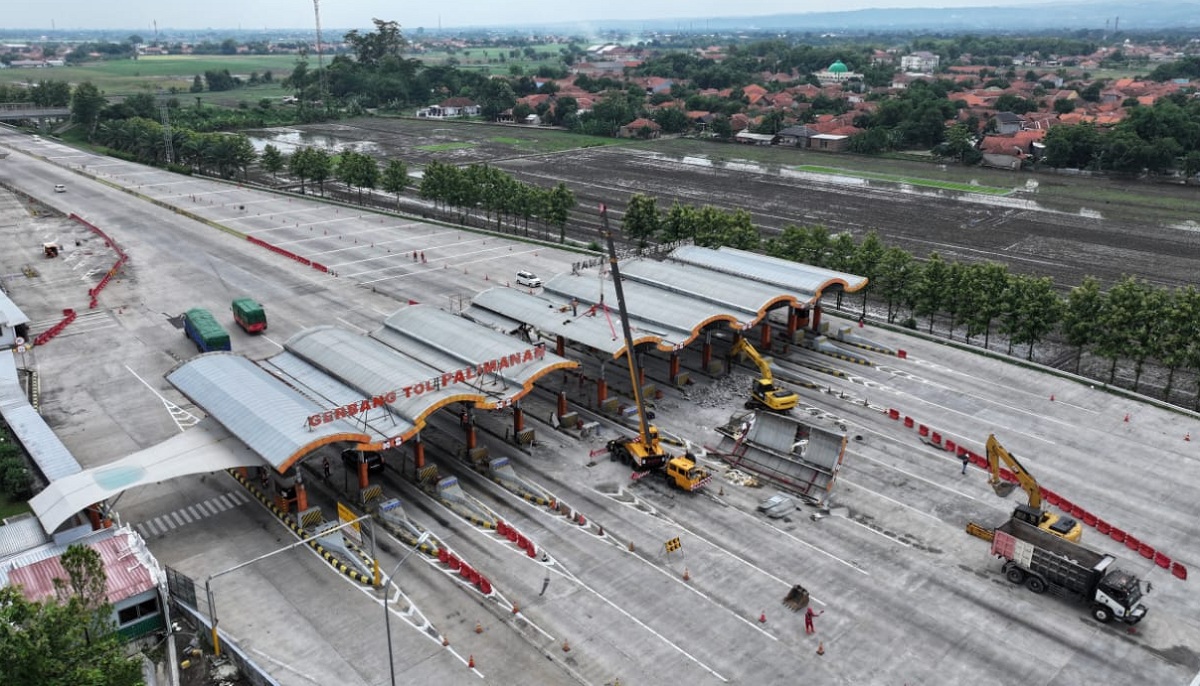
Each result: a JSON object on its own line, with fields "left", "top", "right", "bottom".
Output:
{"left": 968, "top": 433, "right": 1082, "bottom": 542}
{"left": 599, "top": 206, "right": 711, "bottom": 492}
{"left": 730, "top": 338, "right": 799, "bottom": 412}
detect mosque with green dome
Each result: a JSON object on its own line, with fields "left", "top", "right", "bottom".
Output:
{"left": 816, "top": 59, "right": 862, "bottom": 85}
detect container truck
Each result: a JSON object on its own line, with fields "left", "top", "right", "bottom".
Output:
{"left": 990, "top": 517, "right": 1148, "bottom": 624}
{"left": 183, "top": 308, "right": 231, "bottom": 352}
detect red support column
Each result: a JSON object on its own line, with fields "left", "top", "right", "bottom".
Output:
{"left": 557, "top": 391, "right": 568, "bottom": 417}
{"left": 556, "top": 334, "right": 565, "bottom": 357}
{"left": 787, "top": 308, "right": 799, "bottom": 337}
{"left": 514, "top": 404, "right": 524, "bottom": 433}
{"left": 358, "top": 460, "right": 369, "bottom": 490}
{"left": 702, "top": 339, "right": 712, "bottom": 369}
{"left": 669, "top": 352, "right": 680, "bottom": 383}
{"left": 796, "top": 306, "right": 810, "bottom": 330}
{"left": 467, "top": 426, "right": 477, "bottom": 450}
{"left": 86, "top": 505, "right": 103, "bottom": 530}
{"left": 811, "top": 304, "right": 822, "bottom": 331}
{"left": 638, "top": 356, "right": 645, "bottom": 387}
{"left": 759, "top": 321, "right": 772, "bottom": 351}
{"left": 412, "top": 438, "right": 425, "bottom": 470}
{"left": 597, "top": 377, "right": 608, "bottom": 404}
{"left": 295, "top": 477, "right": 308, "bottom": 512}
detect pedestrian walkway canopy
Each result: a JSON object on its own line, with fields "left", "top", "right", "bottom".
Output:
{"left": 0, "top": 351, "right": 80, "bottom": 483}
{"left": 465, "top": 245, "right": 867, "bottom": 359}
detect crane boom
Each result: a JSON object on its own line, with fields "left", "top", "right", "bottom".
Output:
{"left": 599, "top": 205, "right": 651, "bottom": 445}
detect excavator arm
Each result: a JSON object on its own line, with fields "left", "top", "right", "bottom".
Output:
{"left": 985, "top": 433, "right": 1042, "bottom": 508}
{"left": 730, "top": 338, "right": 772, "bottom": 380}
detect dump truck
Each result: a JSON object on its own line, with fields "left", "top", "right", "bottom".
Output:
{"left": 231, "top": 297, "right": 267, "bottom": 334}
{"left": 730, "top": 338, "right": 799, "bottom": 412}
{"left": 183, "top": 308, "right": 231, "bottom": 352}
{"left": 989, "top": 517, "right": 1148, "bottom": 624}
{"left": 599, "top": 205, "right": 711, "bottom": 492}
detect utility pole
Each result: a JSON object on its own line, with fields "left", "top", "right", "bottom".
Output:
{"left": 160, "top": 104, "right": 174, "bottom": 165}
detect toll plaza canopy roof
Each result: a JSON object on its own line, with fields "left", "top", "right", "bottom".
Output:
{"left": 168, "top": 305, "right": 577, "bottom": 470}
{"left": 465, "top": 245, "right": 867, "bottom": 359}
{"left": 0, "top": 351, "right": 80, "bottom": 483}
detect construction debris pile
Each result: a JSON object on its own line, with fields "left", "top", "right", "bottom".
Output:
{"left": 682, "top": 373, "right": 754, "bottom": 408}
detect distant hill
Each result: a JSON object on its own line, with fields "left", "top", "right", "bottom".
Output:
{"left": 510, "top": 1, "right": 1200, "bottom": 33}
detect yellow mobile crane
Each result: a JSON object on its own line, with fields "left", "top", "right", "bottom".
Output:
{"left": 730, "top": 338, "right": 799, "bottom": 412}
{"left": 967, "top": 433, "right": 1082, "bottom": 542}
{"left": 599, "top": 206, "right": 711, "bottom": 492}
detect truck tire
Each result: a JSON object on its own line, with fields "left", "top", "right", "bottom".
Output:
{"left": 1091, "top": 604, "right": 1113, "bottom": 623}
{"left": 1026, "top": 576, "right": 1048, "bottom": 594}
{"left": 1005, "top": 565, "right": 1026, "bottom": 585}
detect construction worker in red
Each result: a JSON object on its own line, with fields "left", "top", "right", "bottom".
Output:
{"left": 805, "top": 606, "right": 824, "bottom": 634}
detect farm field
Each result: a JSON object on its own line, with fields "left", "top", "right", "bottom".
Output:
{"left": 0, "top": 55, "right": 297, "bottom": 99}
{"left": 244, "top": 116, "right": 1200, "bottom": 294}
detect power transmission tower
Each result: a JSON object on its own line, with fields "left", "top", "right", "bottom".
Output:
{"left": 160, "top": 104, "right": 174, "bottom": 165}
{"left": 312, "top": 0, "right": 329, "bottom": 108}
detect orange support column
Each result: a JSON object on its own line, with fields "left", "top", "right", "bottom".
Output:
{"left": 412, "top": 437, "right": 425, "bottom": 470}
{"left": 760, "top": 321, "right": 772, "bottom": 351}
{"left": 597, "top": 377, "right": 607, "bottom": 404}
{"left": 702, "top": 335, "right": 712, "bottom": 369}
{"left": 295, "top": 475, "right": 308, "bottom": 512}
{"left": 557, "top": 391, "right": 568, "bottom": 417}
{"left": 669, "top": 352, "right": 680, "bottom": 384}
{"left": 513, "top": 403, "right": 524, "bottom": 433}
{"left": 638, "top": 354, "right": 646, "bottom": 386}
{"left": 358, "top": 459, "right": 369, "bottom": 489}
{"left": 811, "top": 304, "right": 822, "bottom": 331}
{"left": 796, "top": 306, "right": 811, "bottom": 330}
{"left": 556, "top": 334, "right": 565, "bottom": 357}
{"left": 787, "top": 308, "right": 799, "bottom": 337}
{"left": 467, "top": 426, "right": 477, "bottom": 450}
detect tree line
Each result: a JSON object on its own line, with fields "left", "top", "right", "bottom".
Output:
{"left": 620, "top": 192, "right": 1200, "bottom": 407}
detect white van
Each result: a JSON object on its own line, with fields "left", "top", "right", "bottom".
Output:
{"left": 516, "top": 270, "right": 542, "bottom": 288}
{"left": 54, "top": 184, "right": 66, "bottom": 193}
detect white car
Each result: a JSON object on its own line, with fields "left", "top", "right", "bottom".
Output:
{"left": 54, "top": 184, "right": 66, "bottom": 193}
{"left": 516, "top": 270, "right": 542, "bottom": 288}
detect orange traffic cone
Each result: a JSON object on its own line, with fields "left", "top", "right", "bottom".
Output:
{"left": 442, "top": 636, "right": 449, "bottom": 647}
{"left": 1187, "top": 432, "right": 1192, "bottom": 442}
{"left": 512, "top": 602, "right": 521, "bottom": 614}
{"left": 817, "top": 641, "right": 825, "bottom": 656}
{"left": 759, "top": 611, "right": 767, "bottom": 623}
{"left": 1050, "top": 394, "right": 1055, "bottom": 401}
{"left": 562, "top": 639, "right": 571, "bottom": 652}
{"left": 683, "top": 567, "right": 690, "bottom": 581}
{"left": 468, "top": 655, "right": 475, "bottom": 669}
{"left": 1124, "top": 413, "right": 1130, "bottom": 422}
{"left": 475, "top": 621, "right": 483, "bottom": 634}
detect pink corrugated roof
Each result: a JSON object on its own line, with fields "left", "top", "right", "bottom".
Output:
{"left": 9, "top": 533, "right": 156, "bottom": 603}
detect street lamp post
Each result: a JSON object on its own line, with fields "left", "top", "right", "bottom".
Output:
{"left": 382, "top": 531, "right": 432, "bottom": 686}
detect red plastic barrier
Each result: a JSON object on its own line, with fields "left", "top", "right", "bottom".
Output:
{"left": 526, "top": 543, "right": 537, "bottom": 558}
{"left": 1043, "top": 490, "right": 1061, "bottom": 507}
{"left": 447, "top": 555, "right": 461, "bottom": 571}
{"left": 1070, "top": 505, "right": 1086, "bottom": 518}
{"left": 904, "top": 416, "right": 914, "bottom": 428}
{"left": 918, "top": 425, "right": 929, "bottom": 437}
{"left": 888, "top": 409, "right": 900, "bottom": 420}
{"left": 897, "top": 349, "right": 907, "bottom": 359}
{"left": 1109, "top": 528, "right": 1126, "bottom": 543}
{"left": 478, "top": 577, "right": 492, "bottom": 594}
{"left": 311, "top": 261, "right": 329, "bottom": 273}
{"left": 999, "top": 468, "right": 1016, "bottom": 483}
{"left": 506, "top": 528, "right": 518, "bottom": 542}
{"left": 1082, "top": 513, "right": 1097, "bottom": 527}
{"left": 247, "top": 235, "right": 312, "bottom": 267}
{"left": 1138, "top": 543, "right": 1155, "bottom": 559}
{"left": 1125, "top": 535, "right": 1140, "bottom": 551}
{"left": 1057, "top": 497, "right": 1073, "bottom": 512}
{"left": 516, "top": 535, "right": 528, "bottom": 550}
{"left": 1154, "top": 552, "right": 1171, "bottom": 569}
{"left": 1172, "top": 563, "right": 1188, "bottom": 580}
{"left": 969, "top": 452, "right": 987, "bottom": 467}
{"left": 1096, "top": 520, "right": 1111, "bottom": 535}
{"left": 496, "top": 521, "right": 507, "bottom": 536}
{"left": 437, "top": 548, "right": 449, "bottom": 563}
{"left": 33, "top": 308, "right": 77, "bottom": 347}
{"left": 956, "top": 445, "right": 968, "bottom": 457}
{"left": 931, "top": 432, "right": 942, "bottom": 445}
{"left": 945, "top": 439, "right": 957, "bottom": 454}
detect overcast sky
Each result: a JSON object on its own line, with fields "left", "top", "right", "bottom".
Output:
{"left": 13, "top": 0, "right": 1051, "bottom": 31}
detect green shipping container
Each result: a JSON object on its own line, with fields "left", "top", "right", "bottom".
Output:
{"left": 231, "top": 297, "right": 267, "bottom": 333}
{"left": 184, "top": 308, "right": 231, "bottom": 352}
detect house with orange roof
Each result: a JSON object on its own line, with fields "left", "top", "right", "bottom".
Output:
{"left": 619, "top": 118, "right": 661, "bottom": 139}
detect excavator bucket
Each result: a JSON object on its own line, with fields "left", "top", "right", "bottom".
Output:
{"left": 782, "top": 584, "right": 810, "bottom": 611}
{"left": 991, "top": 481, "right": 1018, "bottom": 498}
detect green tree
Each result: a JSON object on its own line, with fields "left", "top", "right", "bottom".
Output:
{"left": 853, "top": 231, "right": 886, "bottom": 317}
{"left": 1161, "top": 286, "right": 1200, "bottom": 400}
{"left": 70, "top": 82, "right": 107, "bottom": 139}
{"left": 913, "top": 252, "right": 950, "bottom": 333}
{"left": 190, "top": 75, "right": 204, "bottom": 93}
{"left": 545, "top": 182, "right": 575, "bottom": 242}
{"left": 873, "top": 246, "right": 917, "bottom": 323}
{"left": 1061, "top": 276, "right": 1104, "bottom": 373}
{"left": 622, "top": 194, "right": 661, "bottom": 247}
{"left": 380, "top": 159, "right": 410, "bottom": 208}
{"left": 307, "top": 148, "right": 333, "bottom": 195}
{"left": 260, "top": 144, "right": 284, "bottom": 179}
